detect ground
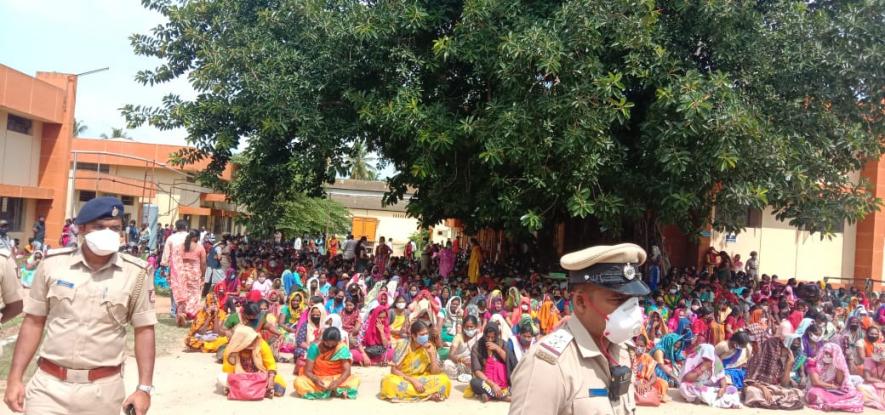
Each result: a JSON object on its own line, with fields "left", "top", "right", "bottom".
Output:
{"left": 0, "top": 295, "right": 880, "bottom": 414}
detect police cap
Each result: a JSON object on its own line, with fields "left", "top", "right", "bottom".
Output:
{"left": 560, "top": 243, "right": 650, "bottom": 296}
{"left": 75, "top": 196, "right": 125, "bottom": 225}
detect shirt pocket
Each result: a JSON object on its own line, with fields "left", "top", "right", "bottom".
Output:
{"left": 102, "top": 291, "right": 130, "bottom": 326}
{"left": 572, "top": 396, "right": 614, "bottom": 415}
{"left": 47, "top": 282, "right": 76, "bottom": 310}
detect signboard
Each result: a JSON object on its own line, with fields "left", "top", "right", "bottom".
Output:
{"left": 725, "top": 233, "right": 737, "bottom": 244}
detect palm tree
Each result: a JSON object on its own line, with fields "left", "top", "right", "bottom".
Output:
{"left": 100, "top": 127, "right": 132, "bottom": 140}
{"left": 347, "top": 139, "right": 378, "bottom": 180}
{"left": 73, "top": 118, "right": 88, "bottom": 136}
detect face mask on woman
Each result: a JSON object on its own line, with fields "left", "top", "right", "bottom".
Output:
{"left": 464, "top": 328, "right": 477, "bottom": 338}
{"left": 396, "top": 302, "right": 406, "bottom": 310}
{"left": 311, "top": 316, "right": 321, "bottom": 325}
{"left": 416, "top": 334, "right": 430, "bottom": 345}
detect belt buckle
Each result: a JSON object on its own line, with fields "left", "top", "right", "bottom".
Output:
{"left": 65, "top": 369, "right": 91, "bottom": 384}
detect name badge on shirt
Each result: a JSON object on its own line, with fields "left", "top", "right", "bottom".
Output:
{"left": 589, "top": 388, "right": 608, "bottom": 397}
{"left": 56, "top": 280, "right": 75, "bottom": 289}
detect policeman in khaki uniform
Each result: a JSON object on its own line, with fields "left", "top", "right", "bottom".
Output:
{"left": 0, "top": 246, "right": 23, "bottom": 329}
{"left": 4, "top": 197, "right": 157, "bottom": 415}
{"left": 509, "top": 243, "right": 650, "bottom": 415}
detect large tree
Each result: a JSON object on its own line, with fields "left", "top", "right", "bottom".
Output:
{"left": 126, "top": 0, "right": 884, "bottom": 248}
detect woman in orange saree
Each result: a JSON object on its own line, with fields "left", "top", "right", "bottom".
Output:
{"left": 293, "top": 327, "right": 360, "bottom": 399}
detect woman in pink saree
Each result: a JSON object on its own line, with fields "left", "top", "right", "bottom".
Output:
{"left": 437, "top": 241, "right": 455, "bottom": 279}
{"left": 805, "top": 342, "right": 865, "bottom": 412}
{"left": 170, "top": 230, "right": 206, "bottom": 325}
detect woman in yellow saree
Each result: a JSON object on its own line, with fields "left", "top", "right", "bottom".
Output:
{"left": 185, "top": 293, "right": 228, "bottom": 352}
{"left": 380, "top": 320, "right": 452, "bottom": 402}
{"left": 294, "top": 327, "right": 360, "bottom": 399}
{"left": 468, "top": 238, "right": 482, "bottom": 284}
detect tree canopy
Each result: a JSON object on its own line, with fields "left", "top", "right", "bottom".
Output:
{"left": 126, "top": 0, "right": 884, "bottom": 242}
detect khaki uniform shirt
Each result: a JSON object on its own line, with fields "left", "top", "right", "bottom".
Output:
{"left": 509, "top": 317, "right": 636, "bottom": 415}
{"left": 23, "top": 247, "right": 157, "bottom": 369}
{"left": 0, "top": 249, "right": 22, "bottom": 315}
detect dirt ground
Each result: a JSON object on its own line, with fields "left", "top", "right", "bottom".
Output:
{"left": 1, "top": 297, "right": 881, "bottom": 414}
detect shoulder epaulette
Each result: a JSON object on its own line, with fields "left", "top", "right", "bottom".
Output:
{"left": 120, "top": 253, "right": 148, "bottom": 268}
{"left": 536, "top": 327, "right": 574, "bottom": 365}
{"left": 45, "top": 247, "right": 76, "bottom": 257}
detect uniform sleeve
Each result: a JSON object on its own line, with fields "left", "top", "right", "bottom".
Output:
{"left": 508, "top": 354, "right": 566, "bottom": 415}
{"left": 23, "top": 260, "right": 49, "bottom": 316}
{"left": 0, "top": 255, "right": 22, "bottom": 306}
{"left": 130, "top": 267, "right": 158, "bottom": 327}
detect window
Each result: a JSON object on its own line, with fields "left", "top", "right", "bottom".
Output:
{"left": 121, "top": 196, "right": 135, "bottom": 206}
{"left": 7, "top": 114, "right": 33, "bottom": 135}
{"left": 74, "top": 162, "right": 110, "bottom": 174}
{"left": 0, "top": 197, "right": 24, "bottom": 232}
{"left": 715, "top": 207, "right": 763, "bottom": 229}
{"left": 79, "top": 191, "right": 96, "bottom": 202}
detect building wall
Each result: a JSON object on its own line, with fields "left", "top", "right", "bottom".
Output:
{"left": 0, "top": 110, "right": 42, "bottom": 187}
{"left": 710, "top": 207, "right": 854, "bottom": 281}
{"left": 347, "top": 208, "right": 419, "bottom": 255}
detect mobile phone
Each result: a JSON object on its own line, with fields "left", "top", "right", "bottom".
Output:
{"left": 125, "top": 404, "right": 136, "bottom": 415}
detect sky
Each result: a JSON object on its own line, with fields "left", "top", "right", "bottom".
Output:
{"left": 0, "top": 0, "right": 193, "bottom": 145}
{"left": 0, "top": 0, "right": 392, "bottom": 177}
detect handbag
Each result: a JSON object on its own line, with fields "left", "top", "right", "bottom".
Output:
{"left": 227, "top": 372, "right": 269, "bottom": 401}
{"left": 633, "top": 379, "right": 662, "bottom": 407}
{"left": 365, "top": 345, "right": 386, "bottom": 357}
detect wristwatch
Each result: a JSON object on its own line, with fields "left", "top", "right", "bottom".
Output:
{"left": 137, "top": 384, "right": 155, "bottom": 395}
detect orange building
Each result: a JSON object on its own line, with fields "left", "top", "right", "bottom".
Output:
{"left": 1, "top": 63, "right": 239, "bottom": 248}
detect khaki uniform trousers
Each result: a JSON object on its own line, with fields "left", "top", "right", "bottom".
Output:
{"left": 25, "top": 368, "right": 125, "bottom": 415}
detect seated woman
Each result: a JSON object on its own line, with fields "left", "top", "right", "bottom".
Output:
{"left": 805, "top": 342, "right": 865, "bottom": 412}
{"left": 217, "top": 325, "right": 286, "bottom": 398}
{"left": 279, "top": 290, "right": 307, "bottom": 354}
{"left": 390, "top": 295, "right": 410, "bottom": 340}
{"left": 860, "top": 343, "right": 885, "bottom": 410}
{"left": 293, "top": 305, "right": 327, "bottom": 374}
{"left": 466, "top": 323, "right": 511, "bottom": 402}
{"left": 293, "top": 327, "right": 361, "bottom": 399}
{"left": 678, "top": 344, "right": 742, "bottom": 408}
{"left": 631, "top": 335, "right": 669, "bottom": 403}
{"left": 650, "top": 333, "right": 687, "bottom": 386}
{"left": 742, "top": 337, "right": 804, "bottom": 409}
{"left": 715, "top": 331, "right": 751, "bottom": 389}
{"left": 185, "top": 292, "right": 229, "bottom": 353}
{"left": 444, "top": 315, "right": 479, "bottom": 382}
{"left": 362, "top": 305, "right": 393, "bottom": 365}
{"left": 441, "top": 296, "right": 463, "bottom": 346}
{"left": 505, "top": 316, "right": 537, "bottom": 375}
{"left": 379, "top": 321, "right": 452, "bottom": 402}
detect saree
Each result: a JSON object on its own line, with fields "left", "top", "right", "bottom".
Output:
{"left": 678, "top": 344, "right": 742, "bottom": 408}
{"left": 805, "top": 343, "right": 865, "bottom": 412}
{"left": 219, "top": 326, "right": 286, "bottom": 395}
{"left": 380, "top": 339, "right": 452, "bottom": 402}
{"left": 293, "top": 343, "right": 360, "bottom": 399}
{"left": 467, "top": 245, "right": 481, "bottom": 284}
{"left": 634, "top": 353, "right": 669, "bottom": 402}
{"left": 651, "top": 333, "right": 685, "bottom": 384}
{"left": 184, "top": 293, "right": 229, "bottom": 352}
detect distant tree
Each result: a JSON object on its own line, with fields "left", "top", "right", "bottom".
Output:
{"left": 100, "top": 127, "right": 132, "bottom": 140}
{"left": 347, "top": 140, "right": 378, "bottom": 180}
{"left": 73, "top": 119, "right": 88, "bottom": 136}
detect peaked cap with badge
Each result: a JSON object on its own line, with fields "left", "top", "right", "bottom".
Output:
{"left": 560, "top": 243, "right": 650, "bottom": 297}
{"left": 75, "top": 196, "right": 125, "bottom": 225}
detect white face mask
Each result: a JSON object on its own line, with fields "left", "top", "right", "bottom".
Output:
{"left": 601, "top": 297, "right": 643, "bottom": 344}
{"left": 396, "top": 303, "right": 406, "bottom": 310}
{"left": 84, "top": 229, "right": 120, "bottom": 256}
{"left": 810, "top": 334, "right": 823, "bottom": 342}
{"left": 464, "top": 328, "right": 477, "bottom": 338}
{"left": 821, "top": 355, "right": 833, "bottom": 364}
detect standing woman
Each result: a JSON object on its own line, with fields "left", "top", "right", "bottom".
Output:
{"left": 467, "top": 238, "right": 482, "bottom": 285}
{"left": 438, "top": 241, "right": 455, "bottom": 279}
{"left": 375, "top": 236, "right": 391, "bottom": 276}
{"left": 178, "top": 229, "right": 207, "bottom": 324}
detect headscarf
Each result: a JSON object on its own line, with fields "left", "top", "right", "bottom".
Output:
{"left": 306, "top": 305, "right": 328, "bottom": 344}
{"left": 506, "top": 287, "right": 522, "bottom": 310}
{"left": 266, "top": 290, "right": 282, "bottom": 317}
{"left": 225, "top": 325, "right": 266, "bottom": 373}
{"left": 213, "top": 282, "right": 230, "bottom": 313}
{"left": 488, "top": 313, "right": 513, "bottom": 342}
{"left": 444, "top": 296, "right": 463, "bottom": 336}
{"left": 680, "top": 343, "right": 725, "bottom": 384}
{"left": 749, "top": 308, "right": 764, "bottom": 324}
{"left": 813, "top": 342, "right": 852, "bottom": 388}
{"left": 783, "top": 317, "right": 814, "bottom": 350}
{"left": 487, "top": 289, "right": 504, "bottom": 313}
{"left": 325, "top": 313, "right": 348, "bottom": 343}
{"left": 341, "top": 301, "right": 361, "bottom": 334}
{"left": 282, "top": 290, "right": 306, "bottom": 325}
{"left": 409, "top": 299, "right": 439, "bottom": 327}
{"left": 363, "top": 305, "right": 390, "bottom": 347}
{"left": 654, "top": 333, "right": 686, "bottom": 363}
{"left": 307, "top": 277, "right": 320, "bottom": 298}
{"left": 509, "top": 297, "right": 533, "bottom": 326}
